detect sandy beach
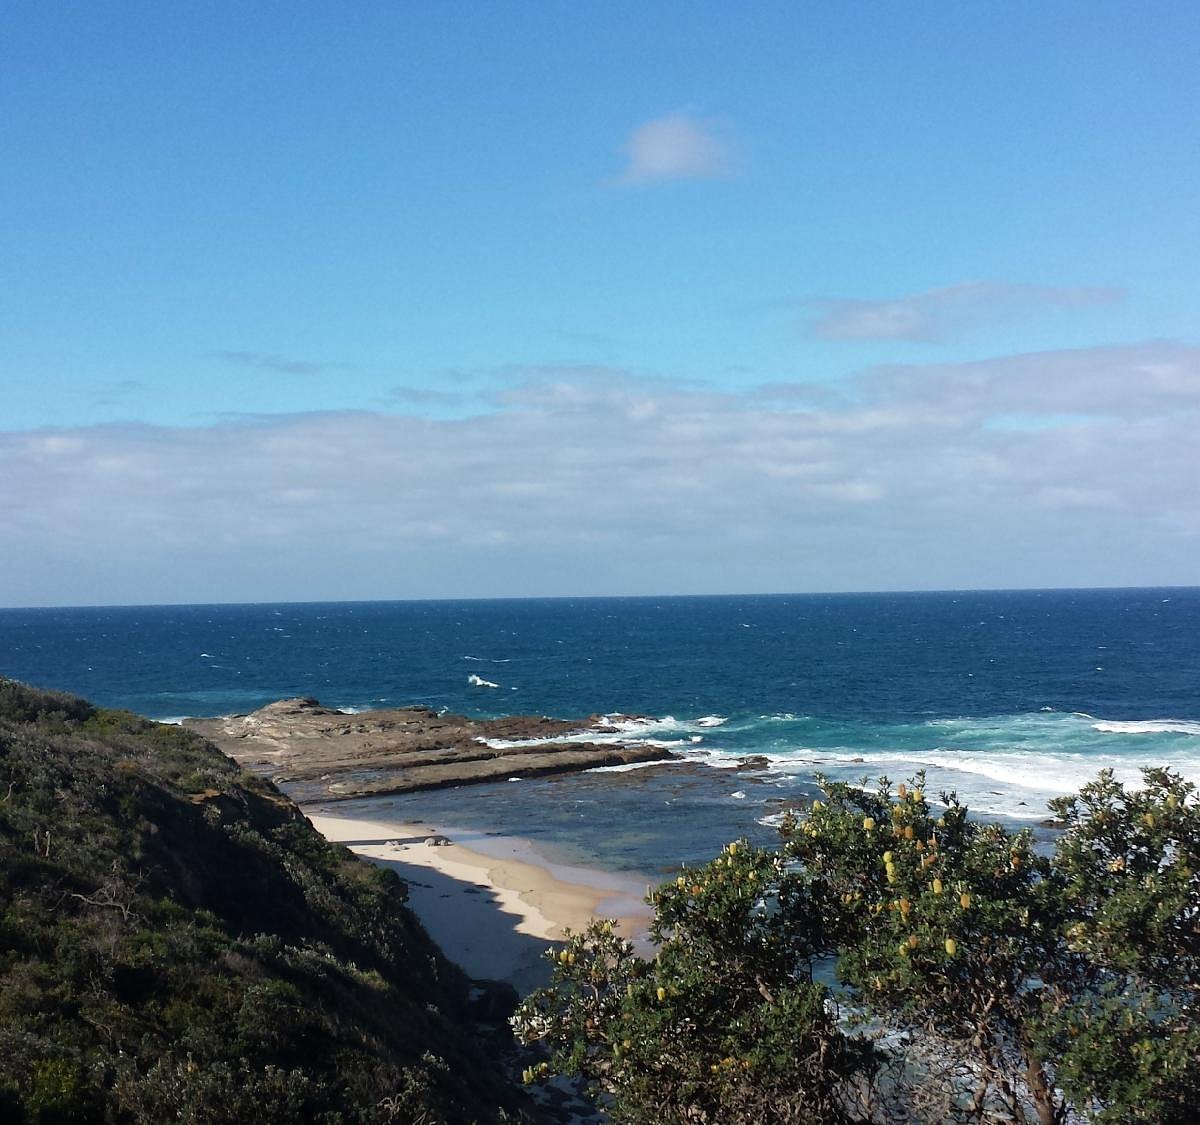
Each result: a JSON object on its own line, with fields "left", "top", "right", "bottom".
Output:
{"left": 305, "top": 810, "right": 654, "bottom": 993}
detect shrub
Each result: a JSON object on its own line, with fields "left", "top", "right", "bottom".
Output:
{"left": 514, "top": 769, "right": 1199, "bottom": 1124}
{"left": 0, "top": 679, "right": 527, "bottom": 1123}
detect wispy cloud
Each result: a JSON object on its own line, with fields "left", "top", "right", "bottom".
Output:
{"left": 387, "top": 385, "right": 469, "bottom": 407}
{"left": 2, "top": 342, "right": 1197, "bottom": 603}
{"left": 615, "top": 112, "right": 733, "bottom": 185}
{"left": 209, "top": 350, "right": 346, "bottom": 375}
{"left": 805, "top": 282, "right": 1124, "bottom": 342}
{"left": 82, "top": 379, "right": 148, "bottom": 409}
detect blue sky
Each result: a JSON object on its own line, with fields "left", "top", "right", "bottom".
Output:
{"left": 2, "top": 2, "right": 1198, "bottom": 604}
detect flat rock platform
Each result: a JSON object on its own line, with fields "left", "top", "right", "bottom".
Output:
{"left": 184, "top": 697, "right": 675, "bottom": 801}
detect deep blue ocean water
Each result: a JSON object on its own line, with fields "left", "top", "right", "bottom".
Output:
{"left": 3, "top": 589, "right": 1198, "bottom": 873}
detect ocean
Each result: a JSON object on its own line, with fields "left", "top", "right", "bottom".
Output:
{"left": 3, "top": 589, "right": 1198, "bottom": 876}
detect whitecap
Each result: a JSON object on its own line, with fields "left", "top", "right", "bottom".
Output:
{"left": 467, "top": 674, "right": 500, "bottom": 689}
{"left": 1093, "top": 719, "right": 1200, "bottom": 736}
{"left": 696, "top": 715, "right": 728, "bottom": 727}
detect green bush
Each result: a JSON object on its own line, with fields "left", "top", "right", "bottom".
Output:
{"left": 0, "top": 678, "right": 527, "bottom": 1123}
{"left": 514, "top": 769, "right": 1199, "bottom": 1124}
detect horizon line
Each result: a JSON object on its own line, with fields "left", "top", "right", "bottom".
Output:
{"left": 3, "top": 582, "right": 1197, "bottom": 613}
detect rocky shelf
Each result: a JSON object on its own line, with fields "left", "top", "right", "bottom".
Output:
{"left": 183, "top": 697, "right": 676, "bottom": 801}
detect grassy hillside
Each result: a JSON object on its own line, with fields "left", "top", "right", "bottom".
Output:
{"left": 0, "top": 679, "right": 527, "bottom": 1123}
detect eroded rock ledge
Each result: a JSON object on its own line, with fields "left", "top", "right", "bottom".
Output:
{"left": 183, "top": 697, "right": 675, "bottom": 801}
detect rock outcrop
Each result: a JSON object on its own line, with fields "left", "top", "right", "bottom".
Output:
{"left": 184, "top": 698, "right": 676, "bottom": 801}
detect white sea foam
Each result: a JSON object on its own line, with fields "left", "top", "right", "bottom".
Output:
{"left": 474, "top": 708, "right": 1200, "bottom": 818}
{"left": 1092, "top": 719, "right": 1200, "bottom": 736}
{"left": 478, "top": 734, "right": 555, "bottom": 750}
{"left": 479, "top": 729, "right": 694, "bottom": 751}
{"left": 676, "top": 707, "right": 1200, "bottom": 819}
{"left": 682, "top": 749, "right": 742, "bottom": 770}
{"left": 599, "top": 714, "right": 684, "bottom": 734}
{"left": 479, "top": 724, "right": 641, "bottom": 751}
{"left": 763, "top": 746, "right": 1200, "bottom": 820}
{"left": 757, "top": 811, "right": 792, "bottom": 829}
{"left": 598, "top": 714, "right": 737, "bottom": 736}
{"left": 589, "top": 760, "right": 677, "bottom": 774}
{"left": 467, "top": 674, "right": 500, "bottom": 689}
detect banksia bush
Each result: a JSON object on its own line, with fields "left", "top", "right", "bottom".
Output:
{"left": 514, "top": 770, "right": 1200, "bottom": 1124}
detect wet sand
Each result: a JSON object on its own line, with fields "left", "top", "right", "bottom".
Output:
{"left": 306, "top": 810, "right": 653, "bottom": 993}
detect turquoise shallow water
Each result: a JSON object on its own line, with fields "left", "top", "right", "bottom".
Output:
{"left": 3, "top": 589, "right": 1198, "bottom": 870}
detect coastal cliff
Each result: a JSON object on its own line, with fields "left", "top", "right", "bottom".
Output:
{"left": 0, "top": 679, "right": 528, "bottom": 1123}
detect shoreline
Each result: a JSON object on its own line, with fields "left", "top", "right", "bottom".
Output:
{"left": 305, "top": 809, "right": 654, "bottom": 993}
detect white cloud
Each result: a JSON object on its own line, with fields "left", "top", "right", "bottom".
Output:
{"left": 615, "top": 112, "right": 732, "bottom": 185}
{"left": 860, "top": 341, "right": 1200, "bottom": 417}
{"left": 1, "top": 343, "right": 1197, "bottom": 604}
{"left": 806, "top": 282, "right": 1124, "bottom": 342}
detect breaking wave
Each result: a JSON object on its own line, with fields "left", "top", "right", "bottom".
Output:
{"left": 1092, "top": 719, "right": 1200, "bottom": 736}
{"left": 551, "top": 708, "right": 1200, "bottom": 821}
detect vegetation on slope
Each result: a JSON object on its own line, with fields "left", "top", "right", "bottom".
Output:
{"left": 516, "top": 770, "right": 1199, "bottom": 1124}
{"left": 0, "top": 679, "right": 526, "bottom": 1124}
